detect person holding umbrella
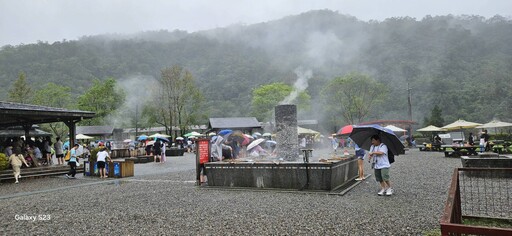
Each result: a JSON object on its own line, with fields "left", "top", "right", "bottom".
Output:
{"left": 368, "top": 135, "right": 393, "bottom": 196}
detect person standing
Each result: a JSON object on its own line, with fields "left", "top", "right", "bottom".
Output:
{"left": 153, "top": 139, "right": 161, "bottom": 162}
{"left": 480, "top": 130, "right": 490, "bottom": 153}
{"left": 331, "top": 136, "right": 339, "bottom": 154}
{"left": 468, "top": 133, "right": 475, "bottom": 146}
{"left": 160, "top": 141, "right": 166, "bottom": 163}
{"left": 355, "top": 144, "right": 366, "bottom": 181}
{"left": 368, "top": 135, "right": 393, "bottom": 196}
{"left": 96, "top": 147, "right": 111, "bottom": 178}
{"left": 9, "top": 149, "right": 29, "bottom": 183}
{"left": 43, "top": 137, "right": 52, "bottom": 165}
{"left": 65, "top": 144, "right": 79, "bottom": 179}
{"left": 54, "top": 137, "right": 64, "bottom": 165}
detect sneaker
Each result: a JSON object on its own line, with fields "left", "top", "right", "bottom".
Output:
{"left": 355, "top": 178, "right": 363, "bottom": 181}
{"left": 65, "top": 174, "right": 70, "bottom": 179}
{"left": 385, "top": 188, "right": 394, "bottom": 196}
{"left": 15, "top": 181, "right": 19, "bottom": 184}
{"left": 378, "top": 189, "right": 386, "bottom": 196}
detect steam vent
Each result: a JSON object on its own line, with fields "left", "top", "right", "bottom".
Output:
{"left": 275, "top": 104, "right": 299, "bottom": 161}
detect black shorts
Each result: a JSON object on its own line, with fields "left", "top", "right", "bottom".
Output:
{"left": 97, "top": 161, "right": 106, "bottom": 168}
{"left": 154, "top": 150, "right": 161, "bottom": 155}
{"left": 57, "top": 154, "right": 64, "bottom": 158}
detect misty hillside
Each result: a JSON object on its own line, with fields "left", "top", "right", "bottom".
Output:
{"left": 1, "top": 10, "right": 511, "bottom": 127}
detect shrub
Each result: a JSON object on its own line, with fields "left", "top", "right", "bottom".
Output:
{"left": 0, "top": 153, "right": 9, "bottom": 171}
{"left": 89, "top": 147, "right": 100, "bottom": 162}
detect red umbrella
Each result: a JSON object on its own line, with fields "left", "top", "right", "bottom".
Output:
{"left": 338, "top": 125, "right": 354, "bottom": 135}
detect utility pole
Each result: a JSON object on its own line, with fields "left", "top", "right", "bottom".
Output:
{"left": 135, "top": 104, "right": 139, "bottom": 139}
{"left": 407, "top": 83, "right": 413, "bottom": 146}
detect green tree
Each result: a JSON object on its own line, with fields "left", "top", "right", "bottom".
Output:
{"left": 32, "top": 82, "right": 73, "bottom": 138}
{"left": 322, "top": 73, "right": 387, "bottom": 125}
{"left": 77, "top": 78, "right": 125, "bottom": 125}
{"left": 8, "top": 72, "right": 32, "bottom": 103}
{"left": 148, "top": 66, "right": 205, "bottom": 136}
{"left": 427, "top": 105, "right": 444, "bottom": 127}
{"left": 251, "top": 82, "right": 311, "bottom": 122}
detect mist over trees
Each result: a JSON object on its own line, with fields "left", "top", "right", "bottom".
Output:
{"left": 1, "top": 10, "right": 511, "bottom": 132}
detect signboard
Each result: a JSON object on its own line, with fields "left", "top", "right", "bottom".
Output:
{"left": 196, "top": 138, "right": 210, "bottom": 185}
{"left": 198, "top": 139, "right": 210, "bottom": 164}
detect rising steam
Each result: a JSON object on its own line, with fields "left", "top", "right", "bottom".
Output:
{"left": 280, "top": 67, "right": 313, "bottom": 104}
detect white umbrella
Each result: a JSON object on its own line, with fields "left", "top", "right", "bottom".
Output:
{"left": 442, "top": 119, "right": 482, "bottom": 130}
{"left": 175, "top": 137, "right": 184, "bottom": 140}
{"left": 208, "top": 132, "right": 217, "bottom": 136}
{"left": 417, "top": 125, "right": 447, "bottom": 132}
{"left": 252, "top": 132, "right": 262, "bottom": 136}
{"left": 123, "top": 139, "right": 132, "bottom": 143}
{"left": 442, "top": 119, "right": 482, "bottom": 142}
{"left": 247, "top": 138, "right": 266, "bottom": 150}
{"left": 76, "top": 134, "right": 94, "bottom": 139}
{"left": 384, "top": 125, "right": 407, "bottom": 132}
{"left": 476, "top": 120, "right": 512, "bottom": 129}
{"left": 148, "top": 133, "right": 171, "bottom": 138}
{"left": 262, "top": 132, "right": 272, "bottom": 137}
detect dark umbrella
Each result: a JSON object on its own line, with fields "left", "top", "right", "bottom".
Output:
{"left": 349, "top": 124, "right": 405, "bottom": 155}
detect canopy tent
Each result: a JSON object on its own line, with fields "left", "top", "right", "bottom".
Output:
{"left": 297, "top": 126, "right": 321, "bottom": 140}
{"left": 384, "top": 125, "right": 407, "bottom": 132}
{"left": 417, "top": 125, "right": 447, "bottom": 132}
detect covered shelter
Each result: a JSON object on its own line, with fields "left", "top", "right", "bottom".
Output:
{"left": 0, "top": 101, "right": 95, "bottom": 147}
{"left": 0, "top": 125, "right": 52, "bottom": 138}
{"left": 208, "top": 117, "right": 261, "bottom": 133}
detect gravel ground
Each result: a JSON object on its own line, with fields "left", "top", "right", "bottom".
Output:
{"left": 0, "top": 149, "right": 462, "bottom": 235}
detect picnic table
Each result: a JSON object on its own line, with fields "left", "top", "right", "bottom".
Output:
{"left": 418, "top": 143, "right": 448, "bottom": 152}
{"left": 444, "top": 146, "right": 478, "bottom": 157}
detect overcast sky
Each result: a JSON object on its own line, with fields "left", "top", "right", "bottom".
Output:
{"left": 1, "top": 0, "right": 511, "bottom": 47}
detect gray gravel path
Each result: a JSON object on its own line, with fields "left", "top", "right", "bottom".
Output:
{"left": 0, "top": 149, "right": 461, "bottom": 235}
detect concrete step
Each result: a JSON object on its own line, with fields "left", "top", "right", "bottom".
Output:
{"left": 0, "top": 165, "right": 83, "bottom": 182}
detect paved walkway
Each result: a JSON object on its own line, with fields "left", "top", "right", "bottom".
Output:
{"left": 0, "top": 148, "right": 460, "bottom": 235}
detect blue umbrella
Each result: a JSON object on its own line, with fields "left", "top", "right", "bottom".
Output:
{"left": 155, "top": 137, "right": 170, "bottom": 142}
{"left": 349, "top": 124, "right": 405, "bottom": 155}
{"left": 218, "top": 129, "right": 233, "bottom": 136}
{"left": 137, "top": 135, "right": 148, "bottom": 141}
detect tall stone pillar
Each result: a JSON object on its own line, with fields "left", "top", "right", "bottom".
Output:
{"left": 275, "top": 104, "right": 299, "bottom": 161}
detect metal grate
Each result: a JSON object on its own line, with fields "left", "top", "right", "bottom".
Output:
{"left": 459, "top": 168, "right": 512, "bottom": 220}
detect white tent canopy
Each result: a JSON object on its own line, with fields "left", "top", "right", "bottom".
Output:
{"left": 384, "top": 125, "right": 407, "bottom": 132}
{"left": 297, "top": 126, "right": 320, "bottom": 135}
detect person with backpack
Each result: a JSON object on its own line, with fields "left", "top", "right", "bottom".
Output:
{"left": 65, "top": 144, "right": 80, "bottom": 179}
{"left": 368, "top": 135, "right": 393, "bottom": 196}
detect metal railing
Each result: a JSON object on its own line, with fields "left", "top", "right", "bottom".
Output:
{"left": 441, "top": 168, "right": 512, "bottom": 236}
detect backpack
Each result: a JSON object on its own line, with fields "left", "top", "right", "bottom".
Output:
{"left": 376, "top": 143, "right": 395, "bottom": 164}
{"left": 388, "top": 149, "right": 395, "bottom": 164}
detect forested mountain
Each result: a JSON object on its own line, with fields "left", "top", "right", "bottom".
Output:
{"left": 1, "top": 10, "right": 511, "bottom": 130}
